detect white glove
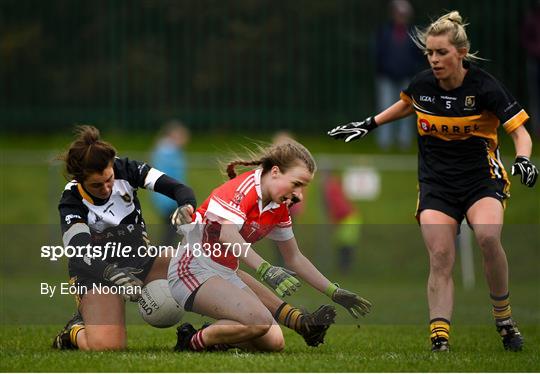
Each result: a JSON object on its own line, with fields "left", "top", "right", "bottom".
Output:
{"left": 170, "top": 204, "right": 194, "bottom": 234}
{"left": 327, "top": 116, "right": 378, "bottom": 143}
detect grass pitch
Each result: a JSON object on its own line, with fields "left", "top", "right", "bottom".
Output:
{"left": 1, "top": 324, "right": 538, "bottom": 372}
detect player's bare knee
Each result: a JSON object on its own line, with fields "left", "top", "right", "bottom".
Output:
{"left": 256, "top": 324, "right": 284, "bottom": 352}
{"left": 267, "top": 332, "right": 285, "bottom": 352}
{"left": 274, "top": 336, "right": 285, "bottom": 352}
{"left": 429, "top": 248, "right": 453, "bottom": 273}
{"left": 475, "top": 233, "right": 501, "bottom": 253}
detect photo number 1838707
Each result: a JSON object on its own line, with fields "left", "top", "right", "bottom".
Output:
{"left": 185, "top": 242, "right": 252, "bottom": 258}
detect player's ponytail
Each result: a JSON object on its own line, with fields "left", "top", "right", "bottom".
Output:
{"left": 60, "top": 125, "right": 117, "bottom": 182}
{"left": 411, "top": 10, "right": 484, "bottom": 62}
{"left": 225, "top": 139, "right": 316, "bottom": 180}
{"left": 226, "top": 160, "right": 263, "bottom": 179}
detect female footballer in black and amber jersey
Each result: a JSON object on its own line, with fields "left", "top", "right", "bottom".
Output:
{"left": 328, "top": 11, "right": 537, "bottom": 352}
{"left": 52, "top": 125, "right": 197, "bottom": 351}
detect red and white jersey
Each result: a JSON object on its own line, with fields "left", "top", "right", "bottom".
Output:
{"left": 194, "top": 168, "right": 293, "bottom": 270}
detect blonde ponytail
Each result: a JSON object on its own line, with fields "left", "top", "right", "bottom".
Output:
{"left": 411, "top": 10, "right": 484, "bottom": 61}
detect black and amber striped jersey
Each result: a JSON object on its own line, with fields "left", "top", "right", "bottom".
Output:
{"left": 400, "top": 62, "right": 529, "bottom": 191}
{"left": 58, "top": 157, "right": 195, "bottom": 279}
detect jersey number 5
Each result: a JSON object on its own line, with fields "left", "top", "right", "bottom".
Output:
{"left": 445, "top": 101, "right": 451, "bottom": 109}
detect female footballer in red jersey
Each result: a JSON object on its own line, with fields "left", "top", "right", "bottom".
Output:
{"left": 328, "top": 11, "right": 537, "bottom": 352}
{"left": 168, "top": 140, "right": 372, "bottom": 352}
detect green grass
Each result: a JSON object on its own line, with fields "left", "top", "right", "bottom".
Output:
{"left": 1, "top": 324, "right": 539, "bottom": 372}
{"left": 1, "top": 270, "right": 539, "bottom": 371}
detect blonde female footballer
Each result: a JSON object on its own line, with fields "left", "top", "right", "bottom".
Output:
{"left": 328, "top": 11, "right": 537, "bottom": 352}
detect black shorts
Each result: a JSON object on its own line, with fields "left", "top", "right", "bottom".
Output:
{"left": 416, "top": 179, "right": 508, "bottom": 224}
{"left": 68, "top": 255, "right": 156, "bottom": 305}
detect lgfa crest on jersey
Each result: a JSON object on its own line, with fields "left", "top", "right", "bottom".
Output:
{"left": 233, "top": 191, "right": 245, "bottom": 205}
{"left": 121, "top": 193, "right": 132, "bottom": 203}
{"left": 465, "top": 95, "right": 475, "bottom": 108}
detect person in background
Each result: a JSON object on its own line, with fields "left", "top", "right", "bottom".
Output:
{"left": 150, "top": 120, "right": 190, "bottom": 246}
{"left": 322, "top": 171, "right": 363, "bottom": 273}
{"left": 374, "top": 0, "right": 424, "bottom": 151}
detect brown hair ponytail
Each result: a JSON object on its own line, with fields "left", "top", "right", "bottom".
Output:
{"left": 226, "top": 160, "right": 264, "bottom": 179}
{"left": 60, "top": 125, "right": 116, "bottom": 182}
{"left": 225, "top": 140, "right": 316, "bottom": 179}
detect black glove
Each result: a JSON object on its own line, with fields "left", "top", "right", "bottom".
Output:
{"left": 325, "top": 283, "right": 371, "bottom": 319}
{"left": 511, "top": 156, "right": 538, "bottom": 187}
{"left": 331, "top": 288, "right": 372, "bottom": 318}
{"left": 327, "top": 117, "right": 377, "bottom": 143}
{"left": 103, "top": 263, "right": 143, "bottom": 301}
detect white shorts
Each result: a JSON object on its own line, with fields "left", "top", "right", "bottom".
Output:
{"left": 168, "top": 245, "right": 248, "bottom": 310}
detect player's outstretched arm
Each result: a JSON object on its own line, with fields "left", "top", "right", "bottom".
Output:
{"left": 276, "top": 238, "right": 372, "bottom": 318}
{"left": 327, "top": 99, "right": 413, "bottom": 143}
{"left": 327, "top": 117, "right": 378, "bottom": 143}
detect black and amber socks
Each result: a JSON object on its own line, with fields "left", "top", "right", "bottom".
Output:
{"left": 491, "top": 293, "right": 512, "bottom": 322}
{"left": 430, "top": 318, "right": 450, "bottom": 351}
{"left": 430, "top": 318, "right": 450, "bottom": 342}
{"left": 69, "top": 325, "right": 85, "bottom": 348}
{"left": 275, "top": 302, "right": 304, "bottom": 332}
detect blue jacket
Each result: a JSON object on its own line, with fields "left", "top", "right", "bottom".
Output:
{"left": 375, "top": 22, "right": 424, "bottom": 81}
{"left": 150, "top": 140, "right": 187, "bottom": 216}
